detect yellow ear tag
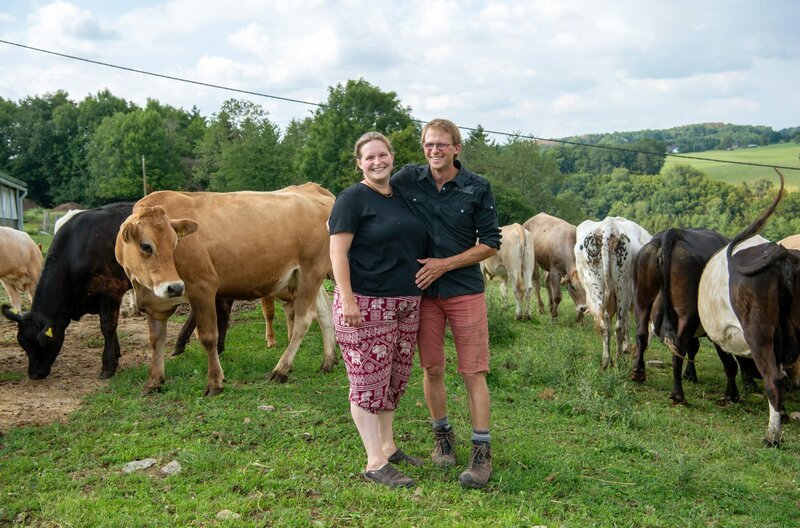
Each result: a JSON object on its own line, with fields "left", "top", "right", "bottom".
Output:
{"left": 45, "top": 327, "right": 53, "bottom": 338}
{"left": 9, "top": 308, "right": 17, "bottom": 314}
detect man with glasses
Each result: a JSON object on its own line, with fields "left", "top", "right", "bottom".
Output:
{"left": 392, "top": 118, "right": 501, "bottom": 488}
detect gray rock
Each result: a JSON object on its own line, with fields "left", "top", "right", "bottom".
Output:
{"left": 122, "top": 458, "right": 157, "bottom": 474}
{"left": 258, "top": 405, "right": 276, "bottom": 412}
{"left": 790, "top": 412, "right": 800, "bottom": 421}
{"left": 159, "top": 460, "right": 182, "bottom": 476}
{"left": 216, "top": 510, "right": 241, "bottom": 520}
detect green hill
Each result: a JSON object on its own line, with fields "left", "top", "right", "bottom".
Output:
{"left": 662, "top": 143, "right": 800, "bottom": 190}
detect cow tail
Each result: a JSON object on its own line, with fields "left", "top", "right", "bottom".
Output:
{"left": 523, "top": 229, "right": 535, "bottom": 293}
{"left": 601, "top": 229, "right": 614, "bottom": 317}
{"left": 658, "top": 229, "right": 680, "bottom": 343}
{"left": 728, "top": 168, "right": 785, "bottom": 272}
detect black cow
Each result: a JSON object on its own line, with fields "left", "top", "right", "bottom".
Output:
{"left": 631, "top": 228, "right": 728, "bottom": 390}
{"left": 2, "top": 203, "right": 134, "bottom": 379}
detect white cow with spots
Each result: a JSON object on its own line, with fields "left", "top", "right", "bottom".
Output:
{"left": 481, "top": 223, "right": 535, "bottom": 320}
{"left": 575, "top": 217, "right": 651, "bottom": 368}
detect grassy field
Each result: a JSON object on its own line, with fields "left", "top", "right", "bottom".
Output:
{"left": 662, "top": 143, "right": 800, "bottom": 190}
{"left": 2, "top": 284, "right": 800, "bottom": 527}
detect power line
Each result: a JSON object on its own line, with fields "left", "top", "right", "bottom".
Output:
{"left": 2, "top": 38, "right": 799, "bottom": 172}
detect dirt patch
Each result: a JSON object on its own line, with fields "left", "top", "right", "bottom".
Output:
{"left": 0, "top": 313, "right": 181, "bottom": 432}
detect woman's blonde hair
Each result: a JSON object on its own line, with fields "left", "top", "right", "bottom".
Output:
{"left": 354, "top": 131, "right": 394, "bottom": 161}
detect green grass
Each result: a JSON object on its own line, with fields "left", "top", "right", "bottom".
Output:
{"left": 663, "top": 143, "right": 800, "bottom": 190}
{"left": 2, "top": 285, "right": 800, "bottom": 527}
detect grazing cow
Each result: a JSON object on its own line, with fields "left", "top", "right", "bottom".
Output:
{"left": 631, "top": 228, "right": 728, "bottom": 396}
{"left": 698, "top": 170, "right": 800, "bottom": 446}
{"left": 0, "top": 226, "right": 43, "bottom": 313}
{"left": 115, "top": 183, "right": 336, "bottom": 396}
{"left": 2, "top": 203, "right": 133, "bottom": 379}
{"left": 522, "top": 213, "right": 588, "bottom": 322}
{"left": 575, "top": 217, "right": 652, "bottom": 368}
{"left": 481, "top": 223, "right": 534, "bottom": 320}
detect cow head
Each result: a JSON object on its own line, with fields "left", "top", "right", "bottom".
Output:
{"left": 115, "top": 205, "right": 197, "bottom": 299}
{"left": 1, "top": 305, "right": 63, "bottom": 379}
{"left": 563, "top": 270, "right": 588, "bottom": 322}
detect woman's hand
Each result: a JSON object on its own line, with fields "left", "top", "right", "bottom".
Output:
{"left": 342, "top": 295, "right": 363, "bottom": 327}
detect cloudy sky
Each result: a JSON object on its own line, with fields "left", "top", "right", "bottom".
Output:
{"left": 1, "top": 1, "right": 798, "bottom": 140}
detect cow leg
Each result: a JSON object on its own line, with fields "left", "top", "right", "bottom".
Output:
{"left": 215, "top": 299, "right": 233, "bottom": 355}
{"left": 601, "top": 311, "right": 612, "bottom": 369}
{"left": 172, "top": 310, "right": 196, "bottom": 357}
{"left": 268, "top": 281, "right": 319, "bottom": 383}
{"left": 189, "top": 296, "right": 224, "bottom": 397}
{"left": 715, "top": 345, "right": 740, "bottom": 403}
{"left": 144, "top": 315, "right": 169, "bottom": 394}
{"left": 512, "top": 276, "right": 525, "bottom": 320}
{"left": 748, "top": 340, "right": 784, "bottom": 447}
{"left": 499, "top": 277, "right": 510, "bottom": 306}
{"left": 668, "top": 338, "right": 689, "bottom": 404}
{"left": 631, "top": 303, "right": 651, "bottom": 383}
{"left": 533, "top": 264, "right": 546, "bottom": 315}
{"left": 261, "top": 297, "right": 277, "bottom": 348}
{"left": 1, "top": 279, "right": 22, "bottom": 313}
{"left": 682, "top": 337, "right": 700, "bottom": 383}
{"left": 548, "top": 271, "right": 562, "bottom": 321}
{"left": 313, "top": 285, "right": 337, "bottom": 372}
{"left": 284, "top": 301, "right": 296, "bottom": 341}
{"left": 98, "top": 296, "right": 122, "bottom": 379}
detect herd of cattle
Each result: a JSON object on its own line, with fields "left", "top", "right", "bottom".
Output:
{"left": 1, "top": 173, "right": 799, "bottom": 446}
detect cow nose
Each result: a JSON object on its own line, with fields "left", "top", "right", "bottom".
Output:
{"left": 166, "top": 283, "right": 185, "bottom": 297}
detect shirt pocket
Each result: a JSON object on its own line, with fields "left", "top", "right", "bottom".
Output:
{"left": 447, "top": 200, "right": 477, "bottom": 228}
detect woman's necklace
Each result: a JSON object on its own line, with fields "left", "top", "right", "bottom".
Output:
{"left": 361, "top": 179, "right": 393, "bottom": 198}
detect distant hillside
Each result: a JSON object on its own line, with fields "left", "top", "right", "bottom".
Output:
{"left": 564, "top": 123, "right": 800, "bottom": 154}
{"left": 662, "top": 143, "right": 800, "bottom": 190}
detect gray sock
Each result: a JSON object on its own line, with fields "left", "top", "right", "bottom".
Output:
{"left": 471, "top": 429, "right": 490, "bottom": 444}
{"left": 432, "top": 417, "right": 451, "bottom": 432}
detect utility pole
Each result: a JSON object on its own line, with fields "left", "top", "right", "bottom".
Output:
{"left": 141, "top": 154, "right": 147, "bottom": 196}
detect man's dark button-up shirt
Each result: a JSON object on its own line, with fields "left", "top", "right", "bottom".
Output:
{"left": 392, "top": 160, "right": 501, "bottom": 299}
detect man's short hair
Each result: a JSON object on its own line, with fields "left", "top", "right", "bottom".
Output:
{"left": 421, "top": 118, "right": 462, "bottom": 147}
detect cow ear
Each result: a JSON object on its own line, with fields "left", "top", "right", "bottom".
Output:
{"left": 37, "top": 243, "right": 43, "bottom": 253}
{"left": 171, "top": 219, "right": 198, "bottom": 238}
{"left": 121, "top": 222, "right": 138, "bottom": 243}
{"left": 1, "top": 304, "right": 22, "bottom": 323}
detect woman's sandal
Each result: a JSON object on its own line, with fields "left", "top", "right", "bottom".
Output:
{"left": 363, "top": 463, "right": 415, "bottom": 488}
{"left": 388, "top": 448, "right": 425, "bottom": 467}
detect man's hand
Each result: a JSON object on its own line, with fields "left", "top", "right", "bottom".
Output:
{"left": 416, "top": 257, "right": 451, "bottom": 290}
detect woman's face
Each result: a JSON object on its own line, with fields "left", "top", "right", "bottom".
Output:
{"left": 357, "top": 140, "right": 394, "bottom": 182}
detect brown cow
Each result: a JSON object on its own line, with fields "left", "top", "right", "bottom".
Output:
{"left": 522, "top": 213, "right": 587, "bottom": 322}
{"left": 115, "top": 183, "right": 336, "bottom": 396}
{"left": 0, "top": 226, "right": 43, "bottom": 313}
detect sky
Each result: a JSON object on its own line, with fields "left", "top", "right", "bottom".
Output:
{"left": 0, "top": 0, "right": 799, "bottom": 141}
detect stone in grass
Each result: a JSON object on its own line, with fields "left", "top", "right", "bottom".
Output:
{"left": 790, "top": 412, "right": 800, "bottom": 421}
{"left": 216, "top": 510, "right": 241, "bottom": 521}
{"left": 159, "top": 460, "right": 182, "bottom": 476}
{"left": 258, "top": 405, "right": 276, "bottom": 412}
{"left": 646, "top": 360, "right": 666, "bottom": 369}
{"left": 122, "top": 458, "right": 157, "bottom": 474}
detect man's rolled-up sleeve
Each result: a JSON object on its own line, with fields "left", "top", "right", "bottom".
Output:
{"left": 476, "top": 182, "right": 501, "bottom": 250}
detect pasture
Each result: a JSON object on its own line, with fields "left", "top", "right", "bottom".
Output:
{"left": 1, "top": 283, "right": 799, "bottom": 527}
{"left": 662, "top": 143, "right": 800, "bottom": 190}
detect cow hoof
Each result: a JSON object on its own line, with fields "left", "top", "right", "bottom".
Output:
{"left": 142, "top": 386, "right": 163, "bottom": 396}
{"left": 268, "top": 371, "right": 289, "bottom": 383}
{"left": 669, "top": 394, "right": 687, "bottom": 405}
{"left": 763, "top": 437, "right": 782, "bottom": 448}
{"left": 204, "top": 386, "right": 224, "bottom": 397}
{"left": 630, "top": 370, "right": 646, "bottom": 383}
{"left": 98, "top": 370, "right": 116, "bottom": 380}
{"left": 683, "top": 373, "right": 699, "bottom": 383}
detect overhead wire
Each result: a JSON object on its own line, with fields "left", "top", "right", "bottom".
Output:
{"left": 2, "top": 38, "right": 799, "bottom": 172}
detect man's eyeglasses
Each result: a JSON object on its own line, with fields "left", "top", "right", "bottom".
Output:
{"left": 422, "top": 142, "right": 453, "bottom": 151}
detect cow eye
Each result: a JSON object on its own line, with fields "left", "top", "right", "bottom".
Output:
{"left": 139, "top": 242, "right": 153, "bottom": 255}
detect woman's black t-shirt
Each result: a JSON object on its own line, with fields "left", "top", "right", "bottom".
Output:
{"left": 328, "top": 183, "right": 427, "bottom": 297}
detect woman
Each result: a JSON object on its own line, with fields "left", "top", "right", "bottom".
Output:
{"left": 329, "top": 132, "right": 428, "bottom": 488}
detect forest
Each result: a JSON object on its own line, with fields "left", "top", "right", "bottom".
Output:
{"left": 1, "top": 78, "right": 799, "bottom": 240}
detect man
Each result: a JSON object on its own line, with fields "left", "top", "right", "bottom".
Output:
{"left": 392, "top": 118, "right": 501, "bottom": 488}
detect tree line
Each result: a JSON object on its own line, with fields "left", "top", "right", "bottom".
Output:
{"left": 1, "top": 78, "right": 799, "bottom": 240}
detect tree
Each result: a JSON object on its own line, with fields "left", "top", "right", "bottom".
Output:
{"left": 86, "top": 108, "right": 188, "bottom": 204}
{"left": 298, "top": 79, "right": 415, "bottom": 194}
{"left": 192, "top": 99, "right": 289, "bottom": 192}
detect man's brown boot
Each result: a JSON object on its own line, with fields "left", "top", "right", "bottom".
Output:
{"left": 458, "top": 442, "right": 492, "bottom": 488}
{"left": 431, "top": 427, "right": 456, "bottom": 467}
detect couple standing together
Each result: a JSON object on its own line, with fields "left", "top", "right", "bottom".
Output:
{"left": 329, "top": 119, "right": 501, "bottom": 489}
